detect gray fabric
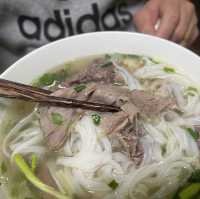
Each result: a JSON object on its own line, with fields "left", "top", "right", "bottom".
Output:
{"left": 0, "top": 0, "right": 144, "bottom": 72}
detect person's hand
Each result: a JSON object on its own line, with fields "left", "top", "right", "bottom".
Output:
{"left": 133, "top": 0, "right": 199, "bottom": 46}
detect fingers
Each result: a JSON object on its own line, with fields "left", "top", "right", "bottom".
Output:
{"left": 190, "top": 28, "right": 200, "bottom": 45}
{"left": 183, "top": 21, "right": 199, "bottom": 46}
{"left": 133, "top": 2, "right": 159, "bottom": 35}
{"left": 171, "top": 1, "right": 196, "bottom": 44}
{"left": 134, "top": 0, "right": 199, "bottom": 45}
{"left": 156, "top": 1, "right": 180, "bottom": 39}
{"left": 185, "top": 12, "right": 199, "bottom": 46}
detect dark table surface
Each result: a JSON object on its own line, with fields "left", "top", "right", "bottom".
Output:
{"left": 191, "top": 0, "right": 200, "bottom": 55}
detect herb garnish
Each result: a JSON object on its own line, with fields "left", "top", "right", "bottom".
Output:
{"left": 0, "top": 161, "right": 7, "bottom": 174}
{"left": 31, "top": 154, "right": 37, "bottom": 172}
{"left": 163, "top": 67, "right": 176, "bottom": 74}
{"left": 99, "top": 61, "right": 112, "bottom": 68}
{"left": 91, "top": 113, "right": 101, "bottom": 125}
{"left": 74, "top": 84, "right": 86, "bottom": 92}
{"left": 186, "top": 128, "right": 199, "bottom": 140}
{"left": 185, "top": 86, "right": 198, "bottom": 96}
{"left": 189, "top": 169, "right": 200, "bottom": 182}
{"left": 149, "top": 57, "right": 160, "bottom": 64}
{"left": 108, "top": 180, "right": 119, "bottom": 190}
{"left": 39, "top": 73, "right": 56, "bottom": 86}
{"left": 51, "top": 112, "right": 64, "bottom": 126}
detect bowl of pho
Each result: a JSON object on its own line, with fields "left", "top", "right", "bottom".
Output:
{"left": 1, "top": 31, "right": 200, "bottom": 199}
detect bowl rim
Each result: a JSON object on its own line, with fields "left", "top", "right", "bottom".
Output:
{"left": 1, "top": 31, "right": 200, "bottom": 80}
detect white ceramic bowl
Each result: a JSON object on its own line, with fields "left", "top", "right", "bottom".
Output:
{"left": 1, "top": 31, "right": 200, "bottom": 199}
{"left": 1, "top": 31, "right": 200, "bottom": 84}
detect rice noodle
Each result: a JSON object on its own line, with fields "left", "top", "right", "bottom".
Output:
{"left": 3, "top": 54, "right": 200, "bottom": 199}
{"left": 58, "top": 116, "right": 122, "bottom": 173}
{"left": 170, "top": 83, "right": 186, "bottom": 109}
{"left": 2, "top": 111, "right": 37, "bottom": 158}
{"left": 2, "top": 110, "right": 47, "bottom": 162}
{"left": 56, "top": 60, "right": 200, "bottom": 198}
{"left": 56, "top": 114, "right": 199, "bottom": 198}
{"left": 134, "top": 64, "right": 176, "bottom": 79}
{"left": 112, "top": 60, "right": 141, "bottom": 90}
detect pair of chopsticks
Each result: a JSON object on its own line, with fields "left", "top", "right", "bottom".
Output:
{"left": 0, "top": 79, "right": 120, "bottom": 112}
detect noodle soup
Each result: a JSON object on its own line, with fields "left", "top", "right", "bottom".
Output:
{"left": 1, "top": 54, "right": 200, "bottom": 199}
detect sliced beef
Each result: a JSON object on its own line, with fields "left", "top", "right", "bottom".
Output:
{"left": 93, "top": 87, "right": 173, "bottom": 164}
{"left": 89, "top": 85, "right": 174, "bottom": 118}
{"left": 100, "top": 111, "right": 129, "bottom": 135}
{"left": 121, "top": 103, "right": 139, "bottom": 122}
{"left": 130, "top": 90, "right": 175, "bottom": 117}
{"left": 119, "top": 117, "right": 145, "bottom": 165}
{"left": 116, "top": 132, "right": 144, "bottom": 165}
{"left": 39, "top": 84, "right": 97, "bottom": 151}
{"left": 39, "top": 106, "right": 75, "bottom": 151}
{"left": 39, "top": 80, "right": 174, "bottom": 160}
{"left": 53, "top": 83, "right": 96, "bottom": 100}
{"left": 90, "top": 84, "right": 130, "bottom": 106}
{"left": 100, "top": 110, "right": 144, "bottom": 164}
{"left": 65, "top": 59, "right": 115, "bottom": 85}
{"left": 100, "top": 104, "right": 139, "bottom": 134}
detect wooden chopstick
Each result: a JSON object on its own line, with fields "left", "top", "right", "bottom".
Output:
{"left": 0, "top": 79, "right": 121, "bottom": 112}
{"left": 0, "top": 78, "right": 51, "bottom": 95}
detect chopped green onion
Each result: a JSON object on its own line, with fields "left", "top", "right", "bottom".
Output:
{"left": 186, "top": 128, "right": 199, "bottom": 140}
{"left": 24, "top": 197, "right": 35, "bottom": 199}
{"left": 126, "top": 54, "right": 140, "bottom": 59}
{"left": 0, "top": 161, "right": 7, "bottom": 174}
{"left": 35, "top": 69, "right": 69, "bottom": 87}
{"left": 187, "top": 86, "right": 198, "bottom": 93}
{"left": 14, "top": 154, "right": 70, "bottom": 199}
{"left": 91, "top": 113, "right": 101, "bottom": 125}
{"left": 51, "top": 112, "right": 64, "bottom": 126}
{"left": 174, "top": 108, "right": 184, "bottom": 115}
{"left": 189, "top": 169, "right": 200, "bottom": 183}
{"left": 149, "top": 57, "right": 160, "bottom": 64}
{"left": 163, "top": 67, "right": 176, "bottom": 74}
{"left": 31, "top": 154, "right": 37, "bottom": 173}
{"left": 105, "top": 54, "right": 111, "bottom": 59}
{"left": 74, "top": 84, "right": 86, "bottom": 92}
{"left": 161, "top": 145, "right": 166, "bottom": 156}
{"left": 108, "top": 180, "right": 119, "bottom": 190}
{"left": 11, "top": 186, "right": 19, "bottom": 198}
{"left": 185, "top": 86, "right": 198, "bottom": 97}
{"left": 186, "top": 92, "right": 196, "bottom": 97}
{"left": 39, "top": 73, "right": 56, "bottom": 86}
{"left": 99, "top": 61, "right": 112, "bottom": 68}
{"left": 179, "top": 183, "right": 200, "bottom": 199}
